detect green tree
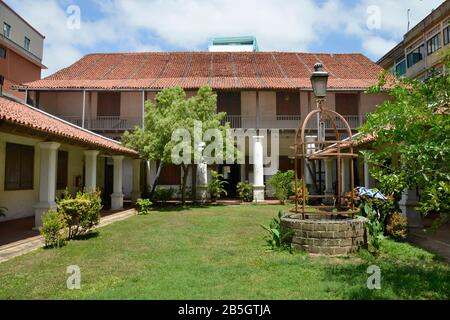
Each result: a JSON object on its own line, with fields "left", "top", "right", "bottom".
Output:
{"left": 360, "top": 50, "right": 450, "bottom": 228}
{"left": 122, "top": 86, "right": 234, "bottom": 204}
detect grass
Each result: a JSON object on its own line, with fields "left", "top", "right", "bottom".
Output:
{"left": 0, "top": 204, "right": 449, "bottom": 299}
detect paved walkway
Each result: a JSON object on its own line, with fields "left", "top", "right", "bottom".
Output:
{"left": 0, "top": 209, "right": 136, "bottom": 263}
{"left": 407, "top": 220, "right": 450, "bottom": 263}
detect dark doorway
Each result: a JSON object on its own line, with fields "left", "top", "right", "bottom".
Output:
{"left": 104, "top": 158, "right": 114, "bottom": 207}
{"left": 218, "top": 164, "right": 240, "bottom": 198}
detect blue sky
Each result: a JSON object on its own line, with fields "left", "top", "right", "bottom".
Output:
{"left": 6, "top": 0, "right": 446, "bottom": 76}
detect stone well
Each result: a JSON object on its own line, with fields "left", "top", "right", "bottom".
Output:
{"left": 281, "top": 214, "right": 368, "bottom": 255}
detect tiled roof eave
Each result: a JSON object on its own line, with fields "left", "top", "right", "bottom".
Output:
{"left": 0, "top": 97, "right": 139, "bottom": 158}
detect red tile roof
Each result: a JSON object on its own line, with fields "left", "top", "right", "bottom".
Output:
{"left": 18, "top": 52, "right": 387, "bottom": 91}
{"left": 0, "top": 96, "right": 138, "bottom": 157}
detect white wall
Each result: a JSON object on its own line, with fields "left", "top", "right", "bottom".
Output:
{"left": 0, "top": 1, "right": 44, "bottom": 60}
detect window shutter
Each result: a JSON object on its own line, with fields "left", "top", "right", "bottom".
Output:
{"left": 19, "top": 145, "right": 34, "bottom": 189}
{"left": 5, "top": 144, "right": 21, "bottom": 190}
{"left": 276, "top": 92, "right": 300, "bottom": 115}
{"left": 5, "top": 143, "right": 34, "bottom": 190}
{"left": 57, "top": 150, "right": 69, "bottom": 190}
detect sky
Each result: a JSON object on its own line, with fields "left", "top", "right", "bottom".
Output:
{"left": 5, "top": 0, "right": 447, "bottom": 76}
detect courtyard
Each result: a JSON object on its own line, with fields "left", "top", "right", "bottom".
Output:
{"left": 0, "top": 204, "right": 448, "bottom": 300}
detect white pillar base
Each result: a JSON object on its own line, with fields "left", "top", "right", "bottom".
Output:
{"left": 111, "top": 193, "right": 124, "bottom": 211}
{"left": 399, "top": 189, "right": 423, "bottom": 228}
{"left": 196, "top": 185, "right": 208, "bottom": 203}
{"left": 253, "top": 185, "right": 265, "bottom": 203}
{"left": 34, "top": 201, "right": 57, "bottom": 229}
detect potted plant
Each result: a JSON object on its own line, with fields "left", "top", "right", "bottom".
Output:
{"left": 208, "top": 170, "right": 228, "bottom": 203}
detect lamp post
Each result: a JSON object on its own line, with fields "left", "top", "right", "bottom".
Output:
{"left": 310, "top": 63, "right": 329, "bottom": 142}
{"left": 310, "top": 62, "right": 329, "bottom": 105}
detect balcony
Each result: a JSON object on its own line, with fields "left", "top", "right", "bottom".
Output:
{"left": 59, "top": 116, "right": 141, "bottom": 131}
{"left": 223, "top": 115, "right": 366, "bottom": 130}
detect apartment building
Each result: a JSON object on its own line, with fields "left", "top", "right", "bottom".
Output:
{"left": 16, "top": 51, "right": 389, "bottom": 199}
{"left": 377, "top": 0, "right": 450, "bottom": 79}
{"left": 0, "top": 0, "right": 46, "bottom": 100}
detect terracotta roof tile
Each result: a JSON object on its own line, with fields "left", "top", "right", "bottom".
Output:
{"left": 0, "top": 96, "right": 138, "bottom": 157}
{"left": 18, "top": 52, "right": 388, "bottom": 91}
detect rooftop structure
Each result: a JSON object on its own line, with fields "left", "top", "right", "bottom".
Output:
{"left": 208, "top": 36, "right": 259, "bottom": 52}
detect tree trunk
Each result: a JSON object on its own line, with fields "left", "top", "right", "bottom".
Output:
{"left": 181, "top": 164, "right": 189, "bottom": 205}
{"left": 150, "top": 162, "right": 163, "bottom": 200}
{"left": 191, "top": 164, "right": 197, "bottom": 203}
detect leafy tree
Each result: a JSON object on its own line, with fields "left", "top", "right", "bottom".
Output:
{"left": 122, "top": 86, "right": 234, "bottom": 204}
{"left": 122, "top": 87, "right": 186, "bottom": 199}
{"left": 360, "top": 50, "right": 450, "bottom": 228}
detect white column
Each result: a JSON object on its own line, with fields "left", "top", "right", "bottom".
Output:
{"left": 253, "top": 135, "right": 265, "bottom": 202}
{"left": 111, "top": 155, "right": 124, "bottom": 210}
{"left": 81, "top": 90, "right": 86, "bottom": 128}
{"left": 84, "top": 150, "right": 99, "bottom": 192}
{"left": 304, "top": 135, "right": 316, "bottom": 188}
{"left": 196, "top": 142, "right": 208, "bottom": 203}
{"left": 131, "top": 159, "right": 141, "bottom": 203}
{"left": 363, "top": 155, "right": 375, "bottom": 188}
{"left": 141, "top": 90, "right": 145, "bottom": 129}
{"left": 399, "top": 188, "right": 423, "bottom": 228}
{"left": 34, "top": 142, "right": 60, "bottom": 228}
{"left": 341, "top": 158, "right": 350, "bottom": 195}
{"left": 324, "top": 159, "right": 334, "bottom": 195}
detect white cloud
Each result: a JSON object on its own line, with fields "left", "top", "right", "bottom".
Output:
{"left": 362, "top": 36, "right": 398, "bottom": 57}
{"left": 4, "top": 0, "right": 446, "bottom": 76}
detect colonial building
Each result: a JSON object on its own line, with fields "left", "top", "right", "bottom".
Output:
{"left": 0, "top": 0, "right": 46, "bottom": 100}
{"left": 377, "top": 0, "right": 450, "bottom": 79}
{"left": 15, "top": 51, "right": 389, "bottom": 199}
{"left": 0, "top": 95, "right": 139, "bottom": 227}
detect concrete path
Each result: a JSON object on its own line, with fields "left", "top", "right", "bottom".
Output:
{"left": 408, "top": 226, "right": 450, "bottom": 263}
{"left": 0, "top": 209, "right": 136, "bottom": 264}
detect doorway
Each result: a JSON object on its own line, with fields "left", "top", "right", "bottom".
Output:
{"left": 103, "top": 158, "right": 114, "bottom": 207}
{"left": 218, "top": 164, "right": 240, "bottom": 198}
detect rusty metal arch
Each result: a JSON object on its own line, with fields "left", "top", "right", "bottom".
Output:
{"left": 291, "top": 107, "right": 359, "bottom": 219}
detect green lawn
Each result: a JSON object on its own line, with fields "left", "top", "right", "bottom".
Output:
{"left": 0, "top": 204, "right": 449, "bottom": 299}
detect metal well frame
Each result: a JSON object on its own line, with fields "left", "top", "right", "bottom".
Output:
{"left": 291, "top": 99, "right": 359, "bottom": 219}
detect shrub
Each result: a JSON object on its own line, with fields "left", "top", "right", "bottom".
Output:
{"left": 153, "top": 187, "right": 175, "bottom": 204}
{"left": 39, "top": 210, "right": 68, "bottom": 248}
{"left": 58, "top": 190, "right": 102, "bottom": 239}
{"left": 268, "top": 170, "right": 297, "bottom": 204}
{"left": 237, "top": 182, "right": 253, "bottom": 202}
{"left": 365, "top": 205, "right": 385, "bottom": 253}
{"left": 260, "top": 210, "right": 293, "bottom": 252}
{"left": 354, "top": 187, "right": 391, "bottom": 253}
{"left": 208, "top": 170, "right": 228, "bottom": 202}
{"left": 136, "top": 198, "right": 152, "bottom": 215}
{"left": 419, "top": 181, "right": 450, "bottom": 231}
{"left": 386, "top": 212, "right": 408, "bottom": 241}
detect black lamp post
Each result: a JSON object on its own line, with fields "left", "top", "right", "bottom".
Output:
{"left": 310, "top": 63, "right": 329, "bottom": 102}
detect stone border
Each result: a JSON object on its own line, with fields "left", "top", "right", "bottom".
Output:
{"left": 281, "top": 214, "right": 368, "bottom": 255}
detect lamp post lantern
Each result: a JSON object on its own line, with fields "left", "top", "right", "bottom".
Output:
{"left": 310, "top": 63, "right": 329, "bottom": 100}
